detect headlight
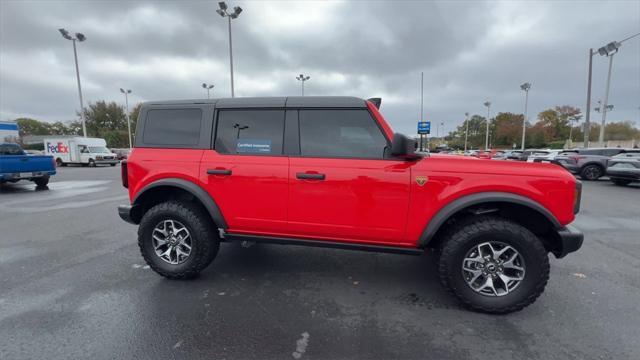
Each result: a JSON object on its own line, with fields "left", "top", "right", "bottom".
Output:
{"left": 574, "top": 180, "right": 582, "bottom": 214}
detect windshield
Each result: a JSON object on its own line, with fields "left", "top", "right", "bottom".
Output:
{"left": 88, "top": 146, "right": 111, "bottom": 154}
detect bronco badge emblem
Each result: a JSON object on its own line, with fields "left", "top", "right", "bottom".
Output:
{"left": 415, "top": 176, "right": 428, "bottom": 186}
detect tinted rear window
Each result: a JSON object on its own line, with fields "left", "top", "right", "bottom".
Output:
{"left": 0, "top": 143, "right": 23, "bottom": 155}
{"left": 215, "top": 110, "right": 285, "bottom": 155}
{"left": 143, "top": 109, "right": 202, "bottom": 146}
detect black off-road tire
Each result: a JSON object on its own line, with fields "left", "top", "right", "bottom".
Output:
{"left": 110, "top": 163, "right": 116, "bottom": 167}
{"left": 580, "top": 164, "right": 603, "bottom": 181}
{"left": 34, "top": 175, "right": 50, "bottom": 187}
{"left": 138, "top": 201, "right": 219, "bottom": 279}
{"left": 611, "top": 178, "right": 631, "bottom": 186}
{"left": 438, "top": 216, "right": 549, "bottom": 314}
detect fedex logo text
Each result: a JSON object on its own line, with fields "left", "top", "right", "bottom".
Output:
{"left": 47, "top": 142, "right": 69, "bottom": 154}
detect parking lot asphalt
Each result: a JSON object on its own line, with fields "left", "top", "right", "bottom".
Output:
{"left": 0, "top": 165, "right": 639, "bottom": 360}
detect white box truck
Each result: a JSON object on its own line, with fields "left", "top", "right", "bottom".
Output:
{"left": 44, "top": 137, "right": 119, "bottom": 167}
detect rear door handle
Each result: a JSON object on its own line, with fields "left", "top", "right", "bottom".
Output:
{"left": 296, "top": 172, "right": 325, "bottom": 180}
{"left": 207, "top": 169, "right": 232, "bottom": 176}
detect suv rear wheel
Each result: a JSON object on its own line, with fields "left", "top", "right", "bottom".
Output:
{"left": 438, "top": 216, "right": 549, "bottom": 314}
{"left": 580, "top": 164, "right": 603, "bottom": 181}
{"left": 138, "top": 201, "right": 219, "bottom": 279}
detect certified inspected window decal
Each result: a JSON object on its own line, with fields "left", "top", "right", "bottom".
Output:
{"left": 236, "top": 139, "right": 272, "bottom": 154}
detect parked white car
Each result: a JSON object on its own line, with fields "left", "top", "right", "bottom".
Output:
{"left": 527, "top": 149, "right": 563, "bottom": 163}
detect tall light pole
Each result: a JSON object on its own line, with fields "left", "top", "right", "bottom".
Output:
{"left": 217, "top": 2, "right": 242, "bottom": 98}
{"left": 483, "top": 101, "right": 491, "bottom": 150}
{"left": 296, "top": 74, "right": 310, "bottom": 96}
{"left": 120, "top": 88, "right": 133, "bottom": 149}
{"left": 202, "top": 83, "right": 214, "bottom": 99}
{"left": 584, "top": 48, "right": 595, "bottom": 147}
{"left": 597, "top": 41, "right": 620, "bottom": 145}
{"left": 520, "top": 82, "right": 531, "bottom": 151}
{"left": 594, "top": 101, "right": 614, "bottom": 142}
{"left": 590, "top": 32, "right": 640, "bottom": 146}
{"left": 59, "top": 28, "right": 87, "bottom": 137}
{"left": 464, "top": 112, "right": 469, "bottom": 152}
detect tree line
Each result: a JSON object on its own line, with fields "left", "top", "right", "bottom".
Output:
{"left": 444, "top": 105, "right": 640, "bottom": 149}
{"left": 13, "top": 101, "right": 141, "bottom": 148}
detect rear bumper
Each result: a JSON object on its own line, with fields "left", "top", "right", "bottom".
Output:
{"left": 118, "top": 204, "right": 140, "bottom": 225}
{"left": 554, "top": 225, "right": 584, "bottom": 258}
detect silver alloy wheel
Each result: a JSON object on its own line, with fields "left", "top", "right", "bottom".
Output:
{"left": 152, "top": 219, "right": 192, "bottom": 265}
{"left": 461, "top": 241, "right": 526, "bottom": 297}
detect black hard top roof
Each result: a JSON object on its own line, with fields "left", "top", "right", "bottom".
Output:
{"left": 145, "top": 96, "right": 368, "bottom": 109}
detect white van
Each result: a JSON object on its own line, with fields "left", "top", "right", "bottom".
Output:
{"left": 44, "top": 137, "right": 119, "bottom": 167}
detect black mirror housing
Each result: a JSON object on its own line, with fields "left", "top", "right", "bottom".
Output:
{"left": 390, "top": 133, "right": 420, "bottom": 160}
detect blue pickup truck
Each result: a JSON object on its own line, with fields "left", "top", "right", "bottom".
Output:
{"left": 0, "top": 143, "right": 56, "bottom": 187}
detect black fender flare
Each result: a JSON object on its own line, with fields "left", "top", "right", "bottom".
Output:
{"left": 418, "top": 192, "right": 561, "bottom": 247}
{"left": 133, "top": 178, "right": 227, "bottom": 229}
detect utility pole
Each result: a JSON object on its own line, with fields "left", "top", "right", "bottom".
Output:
{"left": 584, "top": 49, "right": 594, "bottom": 147}
{"left": 119, "top": 88, "right": 132, "bottom": 148}
{"left": 464, "top": 112, "right": 469, "bottom": 152}
{"left": 520, "top": 83, "right": 531, "bottom": 151}
{"left": 483, "top": 101, "right": 491, "bottom": 150}
{"left": 420, "top": 72, "right": 424, "bottom": 151}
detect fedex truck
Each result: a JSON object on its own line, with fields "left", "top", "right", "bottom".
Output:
{"left": 44, "top": 137, "right": 119, "bottom": 167}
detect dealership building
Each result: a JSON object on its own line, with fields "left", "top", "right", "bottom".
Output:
{"left": 0, "top": 121, "right": 19, "bottom": 142}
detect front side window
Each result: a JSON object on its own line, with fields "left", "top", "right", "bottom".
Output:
{"left": 215, "top": 110, "right": 285, "bottom": 155}
{"left": 143, "top": 108, "right": 202, "bottom": 146}
{"left": 298, "top": 110, "right": 388, "bottom": 159}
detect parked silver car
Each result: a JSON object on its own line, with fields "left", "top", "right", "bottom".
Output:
{"left": 606, "top": 152, "right": 640, "bottom": 186}
{"left": 554, "top": 148, "right": 637, "bottom": 180}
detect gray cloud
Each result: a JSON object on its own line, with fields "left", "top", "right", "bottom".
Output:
{"left": 1, "top": 0, "right": 639, "bottom": 135}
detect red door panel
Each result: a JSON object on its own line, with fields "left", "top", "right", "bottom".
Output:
{"left": 200, "top": 151, "right": 289, "bottom": 234}
{"left": 288, "top": 158, "right": 412, "bottom": 245}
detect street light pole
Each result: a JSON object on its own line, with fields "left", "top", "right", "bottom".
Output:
{"left": 464, "top": 112, "right": 469, "bottom": 152}
{"left": 520, "top": 82, "right": 531, "bottom": 151}
{"left": 483, "top": 101, "right": 491, "bottom": 150}
{"left": 120, "top": 88, "right": 132, "bottom": 149}
{"left": 584, "top": 49, "right": 595, "bottom": 147}
{"left": 593, "top": 33, "right": 640, "bottom": 145}
{"left": 296, "top": 74, "right": 310, "bottom": 96}
{"left": 216, "top": 2, "right": 243, "bottom": 98}
{"left": 202, "top": 83, "right": 214, "bottom": 99}
{"left": 599, "top": 49, "right": 616, "bottom": 145}
{"left": 59, "top": 28, "right": 87, "bottom": 137}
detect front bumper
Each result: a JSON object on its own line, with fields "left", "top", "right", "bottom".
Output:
{"left": 118, "top": 204, "right": 140, "bottom": 225}
{"left": 554, "top": 225, "right": 584, "bottom": 258}
{"left": 96, "top": 159, "right": 119, "bottom": 165}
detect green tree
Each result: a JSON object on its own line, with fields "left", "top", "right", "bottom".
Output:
{"left": 15, "top": 118, "right": 53, "bottom": 137}
{"left": 80, "top": 100, "right": 129, "bottom": 147}
{"left": 493, "top": 112, "right": 524, "bottom": 148}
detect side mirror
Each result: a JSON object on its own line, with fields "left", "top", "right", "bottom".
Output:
{"left": 390, "top": 133, "right": 420, "bottom": 160}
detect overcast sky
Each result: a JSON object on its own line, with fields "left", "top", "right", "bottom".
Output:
{"left": 1, "top": 0, "right": 639, "bottom": 135}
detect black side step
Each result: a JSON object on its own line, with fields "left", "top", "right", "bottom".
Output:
{"left": 223, "top": 233, "right": 424, "bottom": 256}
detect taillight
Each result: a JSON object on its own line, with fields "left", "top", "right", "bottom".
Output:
{"left": 574, "top": 180, "right": 582, "bottom": 214}
{"left": 121, "top": 160, "right": 128, "bottom": 188}
{"left": 52, "top": 157, "right": 56, "bottom": 169}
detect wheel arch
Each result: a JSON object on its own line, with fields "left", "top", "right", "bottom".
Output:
{"left": 419, "top": 192, "right": 562, "bottom": 251}
{"left": 131, "top": 178, "right": 227, "bottom": 229}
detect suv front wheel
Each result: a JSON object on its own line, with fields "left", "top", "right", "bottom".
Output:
{"left": 438, "top": 216, "right": 549, "bottom": 314}
{"left": 138, "top": 201, "right": 219, "bottom": 279}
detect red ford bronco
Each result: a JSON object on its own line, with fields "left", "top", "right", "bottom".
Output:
{"left": 118, "top": 96, "right": 583, "bottom": 313}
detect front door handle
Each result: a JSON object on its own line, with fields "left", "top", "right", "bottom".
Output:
{"left": 207, "top": 169, "right": 232, "bottom": 176}
{"left": 296, "top": 172, "right": 325, "bottom": 180}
